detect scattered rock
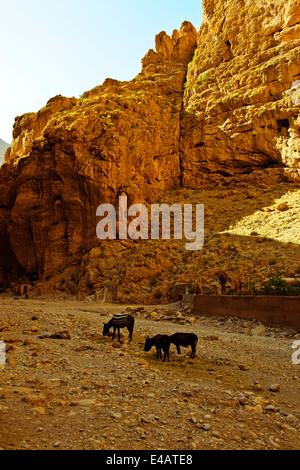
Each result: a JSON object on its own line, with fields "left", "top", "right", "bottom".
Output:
{"left": 22, "top": 394, "right": 46, "bottom": 406}
{"left": 204, "top": 335, "right": 219, "bottom": 341}
{"left": 250, "top": 325, "right": 266, "bottom": 336}
{"left": 238, "top": 395, "right": 247, "bottom": 406}
{"left": 276, "top": 202, "right": 289, "bottom": 212}
{"left": 188, "top": 442, "right": 197, "bottom": 450}
{"left": 90, "top": 439, "right": 106, "bottom": 450}
{"left": 238, "top": 364, "right": 249, "bottom": 371}
{"left": 32, "top": 406, "right": 46, "bottom": 415}
{"left": 77, "top": 399, "right": 98, "bottom": 406}
{"left": 50, "top": 331, "right": 70, "bottom": 339}
{"left": 0, "top": 322, "right": 10, "bottom": 331}
{"left": 253, "top": 381, "right": 262, "bottom": 391}
{"left": 24, "top": 338, "right": 35, "bottom": 346}
{"left": 109, "top": 411, "right": 122, "bottom": 420}
{"left": 245, "top": 404, "right": 263, "bottom": 414}
{"left": 202, "top": 423, "right": 211, "bottom": 431}
{"left": 38, "top": 332, "right": 52, "bottom": 339}
{"left": 265, "top": 405, "right": 276, "bottom": 412}
{"left": 269, "top": 384, "right": 280, "bottom": 392}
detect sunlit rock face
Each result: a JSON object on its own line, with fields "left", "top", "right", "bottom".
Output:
{"left": 181, "top": 0, "right": 300, "bottom": 187}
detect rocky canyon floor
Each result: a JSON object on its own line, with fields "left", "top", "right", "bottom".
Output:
{"left": 0, "top": 295, "right": 299, "bottom": 451}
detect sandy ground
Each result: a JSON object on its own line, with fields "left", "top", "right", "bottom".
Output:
{"left": 0, "top": 294, "right": 299, "bottom": 451}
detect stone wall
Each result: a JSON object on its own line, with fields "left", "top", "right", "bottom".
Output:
{"left": 189, "top": 294, "right": 300, "bottom": 330}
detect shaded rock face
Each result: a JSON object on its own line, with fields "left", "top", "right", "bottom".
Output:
{"left": 0, "top": 2, "right": 299, "bottom": 297}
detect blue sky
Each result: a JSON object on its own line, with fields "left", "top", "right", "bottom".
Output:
{"left": 0, "top": 0, "right": 202, "bottom": 143}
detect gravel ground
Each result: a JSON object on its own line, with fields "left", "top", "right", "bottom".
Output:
{"left": 0, "top": 295, "right": 299, "bottom": 450}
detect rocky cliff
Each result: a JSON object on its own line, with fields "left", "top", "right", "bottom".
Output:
{"left": 0, "top": 1, "right": 299, "bottom": 301}
{"left": 181, "top": 0, "right": 300, "bottom": 186}
{"left": 0, "top": 21, "right": 197, "bottom": 290}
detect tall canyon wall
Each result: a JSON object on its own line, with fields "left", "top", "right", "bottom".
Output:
{"left": 181, "top": 0, "right": 300, "bottom": 186}
{"left": 0, "top": 0, "right": 299, "bottom": 299}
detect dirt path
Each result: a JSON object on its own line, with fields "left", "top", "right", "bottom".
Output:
{"left": 0, "top": 295, "right": 299, "bottom": 450}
